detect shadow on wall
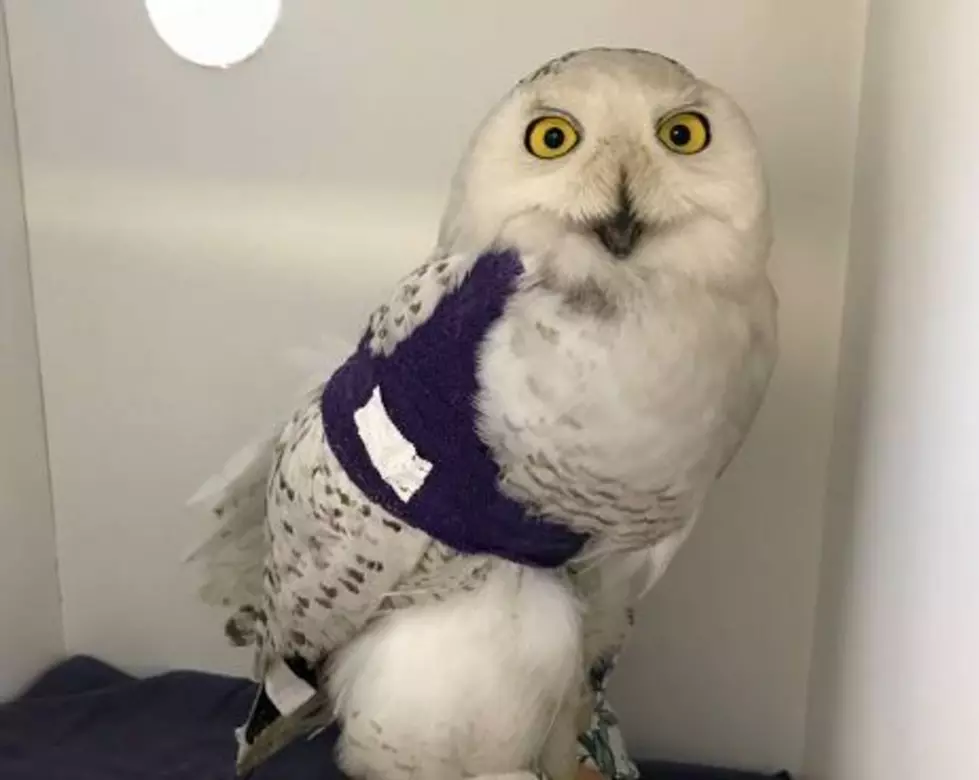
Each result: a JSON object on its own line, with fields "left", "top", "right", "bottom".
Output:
{"left": 802, "top": 3, "right": 897, "bottom": 773}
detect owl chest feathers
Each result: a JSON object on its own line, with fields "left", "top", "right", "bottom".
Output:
{"left": 477, "top": 270, "right": 775, "bottom": 546}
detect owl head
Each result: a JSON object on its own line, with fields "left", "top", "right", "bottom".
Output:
{"left": 437, "top": 48, "right": 771, "bottom": 298}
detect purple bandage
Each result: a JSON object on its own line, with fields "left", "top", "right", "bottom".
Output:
{"left": 320, "top": 250, "right": 586, "bottom": 567}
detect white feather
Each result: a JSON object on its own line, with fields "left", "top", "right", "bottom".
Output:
{"left": 329, "top": 563, "right": 583, "bottom": 780}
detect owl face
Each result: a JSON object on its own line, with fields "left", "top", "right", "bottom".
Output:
{"left": 439, "top": 49, "right": 771, "bottom": 292}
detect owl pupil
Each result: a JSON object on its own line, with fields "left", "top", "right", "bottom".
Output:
{"left": 543, "top": 127, "right": 565, "bottom": 149}
{"left": 670, "top": 124, "right": 692, "bottom": 146}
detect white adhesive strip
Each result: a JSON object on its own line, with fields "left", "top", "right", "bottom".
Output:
{"left": 354, "top": 386, "right": 433, "bottom": 502}
{"left": 264, "top": 659, "right": 317, "bottom": 716}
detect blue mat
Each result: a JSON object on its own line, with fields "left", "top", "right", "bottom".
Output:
{"left": 0, "top": 656, "right": 786, "bottom": 780}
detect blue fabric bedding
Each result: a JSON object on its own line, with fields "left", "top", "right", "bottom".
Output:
{"left": 0, "top": 657, "right": 787, "bottom": 780}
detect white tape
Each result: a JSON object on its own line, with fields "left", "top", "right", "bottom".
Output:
{"left": 354, "top": 387, "right": 433, "bottom": 502}
{"left": 264, "top": 659, "right": 317, "bottom": 716}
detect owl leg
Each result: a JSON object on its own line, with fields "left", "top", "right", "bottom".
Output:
{"left": 329, "top": 564, "right": 582, "bottom": 780}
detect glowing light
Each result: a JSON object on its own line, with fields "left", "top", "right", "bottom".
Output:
{"left": 145, "top": 0, "right": 281, "bottom": 69}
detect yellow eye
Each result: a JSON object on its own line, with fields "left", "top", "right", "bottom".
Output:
{"left": 525, "top": 115, "right": 580, "bottom": 159}
{"left": 657, "top": 111, "right": 711, "bottom": 155}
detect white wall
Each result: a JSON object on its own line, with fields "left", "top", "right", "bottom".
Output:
{"left": 4, "top": 2, "right": 868, "bottom": 772}
{"left": 0, "top": 7, "right": 63, "bottom": 699}
{"left": 806, "top": 1, "right": 979, "bottom": 778}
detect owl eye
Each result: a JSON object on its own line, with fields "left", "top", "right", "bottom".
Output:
{"left": 525, "top": 115, "right": 580, "bottom": 159}
{"left": 657, "top": 111, "right": 711, "bottom": 155}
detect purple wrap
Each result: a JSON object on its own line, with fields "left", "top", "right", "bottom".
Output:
{"left": 320, "top": 250, "right": 587, "bottom": 568}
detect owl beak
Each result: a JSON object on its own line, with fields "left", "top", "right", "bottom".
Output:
{"left": 593, "top": 207, "right": 644, "bottom": 259}
{"left": 592, "top": 178, "right": 644, "bottom": 259}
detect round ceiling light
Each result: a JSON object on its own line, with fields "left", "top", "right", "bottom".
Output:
{"left": 145, "top": 0, "right": 281, "bottom": 69}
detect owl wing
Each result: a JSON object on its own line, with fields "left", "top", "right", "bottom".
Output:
{"left": 364, "top": 251, "right": 479, "bottom": 355}
{"left": 184, "top": 328, "right": 355, "bottom": 611}
{"left": 189, "top": 250, "right": 501, "bottom": 773}
{"left": 181, "top": 249, "right": 478, "bottom": 611}
{"left": 184, "top": 419, "right": 292, "bottom": 612}
{"left": 233, "top": 393, "right": 437, "bottom": 773}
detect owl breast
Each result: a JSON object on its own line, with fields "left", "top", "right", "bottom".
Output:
{"left": 476, "top": 275, "right": 775, "bottom": 546}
